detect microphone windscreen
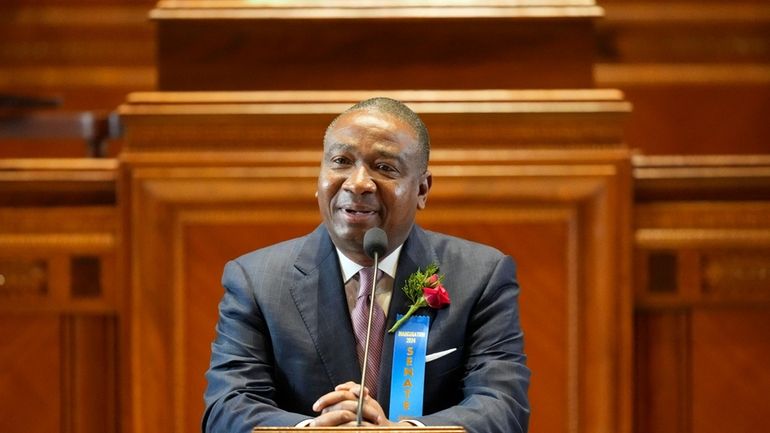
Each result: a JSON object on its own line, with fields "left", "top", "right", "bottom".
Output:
{"left": 363, "top": 228, "right": 388, "bottom": 259}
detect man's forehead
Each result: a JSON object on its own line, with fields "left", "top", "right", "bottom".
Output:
{"left": 326, "top": 109, "right": 418, "bottom": 148}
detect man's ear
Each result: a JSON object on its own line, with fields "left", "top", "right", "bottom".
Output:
{"left": 416, "top": 171, "right": 432, "bottom": 210}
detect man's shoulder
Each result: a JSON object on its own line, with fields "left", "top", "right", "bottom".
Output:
{"left": 233, "top": 235, "right": 307, "bottom": 264}
{"left": 415, "top": 227, "right": 516, "bottom": 293}
{"left": 421, "top": 228, "right": 505, "bottom": 259}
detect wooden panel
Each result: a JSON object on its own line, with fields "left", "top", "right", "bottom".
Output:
{"left": 0, "top": 159, "right": 117, "bottom": 206}
{"left": 595, "top": 1, "right": 770, "bottom": 155}
{"left": 691, "top": 309, "right": 770, "bottom": 433}
{"left": 597, "top": 1, "right": 770, "bottom": 64}
{"left": 119, "top": 89, "right": 630, "bottom": 153}
{"left": 126, "top": 171, "right": 323, "bottom": 433}
{"left": 0, "top": 1, "right": 156, "bottom": 157}
{"left": 120, "top": 90, "right": 632, "bottom": 433}
{"left": 68, "top": 315, "right": 119, "bottom": 433}
{"left": 634, "top": 155, "right": 770, "bottom": 202}
{"left": 0, "top": 159, "right": 120, "bottom": 433}
{"left": 599, "top": 86, "right": 770, "bottom": 155}
{"left": 633, "top": 155, "right": 770, "bottom": 433}
{"left": 0, "top": 1, "right": 156, "bottom": 111}
{"left": 152, "top": 0, "right": 600, "bottom": 90}
{"left": 633, "top": 311, "right": 689, "bottom": 433}
{"left": 427, "top": 218, "right": 571, "bottom": 433}
{"left": 0, "top": 315, "right": 62, "bottom": 433}
{"left": 0, "top": 161, "right": 119, "bottom": 313}
{"left": 0, "top": 314, "right": 119, "bottom": 433}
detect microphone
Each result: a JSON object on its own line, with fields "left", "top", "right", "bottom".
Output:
{"left": 356, "top": 227, "right": 388, "bottom": 426}
{"left": 364, "top": 227, "right": 387, "bottom": 259}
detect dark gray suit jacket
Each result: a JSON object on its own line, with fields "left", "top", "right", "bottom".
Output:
{"left": 202, "top": 225, "right": 530, "bottom": 433}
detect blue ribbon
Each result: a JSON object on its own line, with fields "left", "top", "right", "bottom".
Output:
{"left": 388, "top": 314, "right": 429, "bottom": 421}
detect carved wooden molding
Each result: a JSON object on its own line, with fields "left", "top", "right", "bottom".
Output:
{"left": 119, "top": 90, "right": 630, "bottom": 153}
{"left": 634, "top": 155, "right": 770, "bottom": 308}
{"left": 0, "top": 206, "right": 118, "bottom": 312}
{"left": 702, "top": 251, "right": 770, "bottom": 298}
{"left": 0, "top": 259, "right": 47, "bottom": 297}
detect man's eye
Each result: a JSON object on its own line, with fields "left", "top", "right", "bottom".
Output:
{"left": 377, "top": 163, "right": 397, "bottom": 173}
{"left": 331, "top": 157, "right": 350, "bottom": 165}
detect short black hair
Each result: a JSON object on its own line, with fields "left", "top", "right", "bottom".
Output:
{"left": 324, "top": 97, "right": 430, "bottom": 171}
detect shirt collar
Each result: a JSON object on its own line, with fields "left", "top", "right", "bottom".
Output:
{"left": 336, "top": 244, "right": 403, "bottom": 283}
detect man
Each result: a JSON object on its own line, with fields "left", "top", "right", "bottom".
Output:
{"left": 203, "top": 97, "right": 530, "bottom": 432}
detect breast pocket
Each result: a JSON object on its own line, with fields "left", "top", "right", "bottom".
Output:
{"left": 423, "top": 345, "right": 464, "bottom": 413}
{"left": 425, "top": 345, "right": 463, "bottom": 380}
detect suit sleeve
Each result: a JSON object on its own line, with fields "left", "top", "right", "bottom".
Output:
{"left": 202, "top": 260, "right": 307, "bottom": 433}
{"left": 417, "top": 255, "right": 531, "bottom": 433}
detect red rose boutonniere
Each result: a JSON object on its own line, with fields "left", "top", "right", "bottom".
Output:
{"left": 388, "top": 263, "right": 450, "bottom": 333}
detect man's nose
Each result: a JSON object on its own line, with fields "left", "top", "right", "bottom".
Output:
{"left": 342, "top": 164, "right": 376, "bottom": 194}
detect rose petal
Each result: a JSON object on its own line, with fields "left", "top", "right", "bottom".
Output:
{"left": 423, "top": 284, "right": 450, "bottom": 309}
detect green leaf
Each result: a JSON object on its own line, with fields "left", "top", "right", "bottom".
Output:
{"left": 389, "top": 262, "right": 442, "bottom": 333}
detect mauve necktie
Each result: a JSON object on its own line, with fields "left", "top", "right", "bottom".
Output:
{"left": 352, "top": 266, "right": 385, "bottom": 399}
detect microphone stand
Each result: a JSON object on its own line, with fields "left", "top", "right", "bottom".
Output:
{"left": 356, "top": 250, "right": 380, "bottom": 427}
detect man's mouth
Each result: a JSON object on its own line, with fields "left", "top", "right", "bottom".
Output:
{"left": 343, "top": 208, "right": 377, "bottom": 216}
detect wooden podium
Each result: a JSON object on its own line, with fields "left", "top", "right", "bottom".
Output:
{"left": 252, "top": 428, "right": 465, "bottom": 433}
{"left": 119, "top": 89, "right": 632, "bottom": 433}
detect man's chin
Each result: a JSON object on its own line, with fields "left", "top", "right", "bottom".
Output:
{"left": 329, "top": 223, "right": 379, "bottom": 250}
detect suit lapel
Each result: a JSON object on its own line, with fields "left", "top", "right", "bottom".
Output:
{"left": 291, "top": 226, "right": 360, "bottom": 389}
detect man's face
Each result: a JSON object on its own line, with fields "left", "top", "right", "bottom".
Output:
{"left": 317, "top": 109, "right": 431, "bottom": 263}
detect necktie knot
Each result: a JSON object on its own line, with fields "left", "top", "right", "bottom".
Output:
{"left": 357, "top": 267, "right": 381, "bottom": 299}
